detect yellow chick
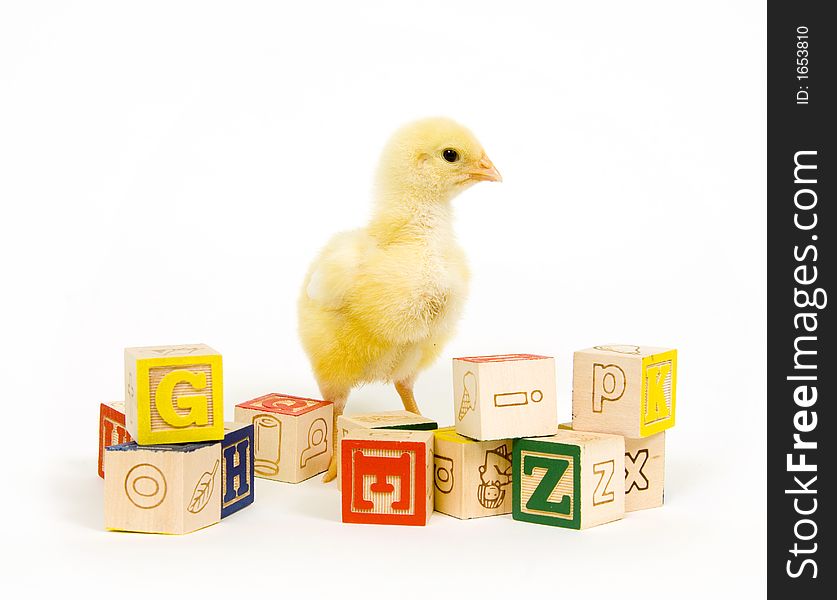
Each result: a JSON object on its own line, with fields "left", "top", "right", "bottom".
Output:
{"left": 298, "top": 117, "right": 501, "bottom": 481}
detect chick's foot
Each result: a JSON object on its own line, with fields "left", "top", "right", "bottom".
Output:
{"left": 323, "top": 453, "right": 338, "bottom": 482}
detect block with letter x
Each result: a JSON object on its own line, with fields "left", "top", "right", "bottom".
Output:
{"left": 560, "top": 422, "right": 665, "bottom": 512}
{"left": 124, "top": 344, "right": 224, "bottom": 445}
{"left": 341, "top": 429, "right": 434, "bottom": 526}
{"left": 513, "top": 430, "right": 625, "bottom": 530}
{"left": 572, "top": 345, "right": 677, "bottom": 438}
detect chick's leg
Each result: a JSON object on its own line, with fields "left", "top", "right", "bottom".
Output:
{"left": 395, "top": 378, "right": 421, "bottom": 415}
{"left": 322, "top": 389, "right": 349, "bottom": 483}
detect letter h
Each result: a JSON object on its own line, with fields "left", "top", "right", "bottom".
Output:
{"left": 223, "top": 439, "right": 251, "bottom": 503}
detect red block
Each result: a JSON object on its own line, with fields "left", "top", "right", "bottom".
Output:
{"left": 98, "top": 402, "right": 131, "bottom": 478}
{"left": 237, "top": 393, "right": 329, "bottom": 416}
{"left": 341, "top": 429, "right": 434, "bottom": 526}
{"left": 457, "top": 353, "right": 550, "bottom": 363}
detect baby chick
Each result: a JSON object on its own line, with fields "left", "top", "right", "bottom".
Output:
{"left": 298, "top": 117, "right": 501, "bottom": 482}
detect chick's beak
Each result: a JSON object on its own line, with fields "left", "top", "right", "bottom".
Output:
{"left": 468, "top": 155, "right": 502, "bottom": 182}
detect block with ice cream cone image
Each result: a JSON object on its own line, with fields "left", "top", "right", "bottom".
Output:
{"left": 453, "top": 354, "right": 557, "bottom": 441}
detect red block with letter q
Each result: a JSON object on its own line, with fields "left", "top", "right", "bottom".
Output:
{"left": 341, "top": 429, "right": 434, "bottom": 526}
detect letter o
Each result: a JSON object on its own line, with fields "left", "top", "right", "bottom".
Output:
{"left": 794, "top": 518, "right": 817, "bottom": 541}
{"left": 794, "top": 189, "right": 817, "bottom": 210}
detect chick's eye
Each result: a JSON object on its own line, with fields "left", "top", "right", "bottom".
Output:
{"left": 442, "top": 148, "right": 460, "bottom": 163}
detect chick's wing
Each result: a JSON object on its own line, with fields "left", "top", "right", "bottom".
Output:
{"left": 304, "top": 229, "right": 368, "bottom": 311}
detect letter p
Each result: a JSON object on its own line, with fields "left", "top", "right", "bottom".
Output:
{"left": 592, "top": 363, "right": 626, "bottom": 413}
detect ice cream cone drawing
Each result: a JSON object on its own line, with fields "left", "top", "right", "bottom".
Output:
{"left": 458, "top": 371, "right": 477, "bottom": 421}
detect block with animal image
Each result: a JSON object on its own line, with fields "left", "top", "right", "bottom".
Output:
{"left": 234, "top": 393, "right": 333, "bottom": 483}
{"left": 341, "top": 429, "right": 434, "bottom": 526}
{"left": 572, "top": 344, "right": 677, "bottom": 438}
{"left": 336, "top": 410, "right": 438, "bottom": 485}
{"left": 432, "top": 427, "right": 513, "bottom": 519}
{"left": 513, "top": 429, "right": 625, "bottom": 530}
{"left": 221, "top": 422, "right": 255, "bottom": 519}
{"left": 104, "top": 441, "right": 221, "bottom": 534}
{"left": 559, "top": 422, "right": 665, "bottom": 512}
{"left": 124, "top": 344, "right": 224, "bottom": 445}
{"left": 98, "top": 401, "right": 132, "bottom": 478}
{"left": 453, "top": 354, "right": 557, "bottom": 441}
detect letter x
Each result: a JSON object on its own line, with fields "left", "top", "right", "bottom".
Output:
{"left": 625, "top": 449, "right": 650, "bottom": 493}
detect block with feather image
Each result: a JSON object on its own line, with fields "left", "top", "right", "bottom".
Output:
{"left": 104, "top": 441, "right": 221, "bottom": 534}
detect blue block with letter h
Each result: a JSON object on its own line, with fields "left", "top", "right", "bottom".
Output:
{"left": 221, "top": 422, "right": 255, "bottom": 519}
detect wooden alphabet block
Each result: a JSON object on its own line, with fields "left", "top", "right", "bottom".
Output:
{"left": 336, "top": 410, "right": 438, "bottom": 485}
{"left": 104, "top": 441, "right": 221, "bottom": 534}
{"left": 341, "top": 429, "right": 434, "bottom": 526}
{"left": 559, "top": 422, "right": 665, "bottom": 512}
{"left": 124, "top": 344, "right": 224, "bottom": 445}
{"left": 572, "top": 344, "right": 677, "bottom": 438}
{"left": 234, "top": 393, "right": 333, "bottom": 483}
{"left": 513, "top": 430, "right": 624, "bottom": 529}
{"left": 337, "top": 410, "right": 438, "bottom": 436}
{"left": 433, "top": 427, "right": 513, "bottom": 519}
{"left": 453, "top": 354, "right": 557, "bottom": 440}
{"left": 98, "top": 401, "right": 132, "bottom": 478}
{"left": 221, "top": 422, "right": 255, "bottom": 519}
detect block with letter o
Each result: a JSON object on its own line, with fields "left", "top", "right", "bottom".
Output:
{"left": 104, "top": 441, "right": 221, "bottom": 534}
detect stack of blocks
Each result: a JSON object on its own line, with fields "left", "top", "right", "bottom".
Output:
{"left": 100, "top": 344, "right": 255, "bottom": 534}
{"left": 337, "top": 353, "right": 557, "bottom": 526}
{"left": 98, "top": 343, "right": 675, "bottom": 532}
{"left": 339, "top": 347, "right": 676, "bottom": 529}
{"left": 567, "top": 345, "right": 675, "bottom": 514}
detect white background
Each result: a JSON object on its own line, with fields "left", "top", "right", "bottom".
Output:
{"left": 1, "top": 1, "right": 765, "bottom": 597}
